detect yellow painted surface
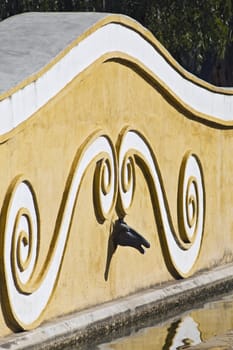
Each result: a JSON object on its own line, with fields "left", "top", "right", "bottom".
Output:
{"left": 0, "top": 14, "right": 233, "bottom": 336}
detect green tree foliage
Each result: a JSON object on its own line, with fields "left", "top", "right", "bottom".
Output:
{"left": 0, "top": 0, "right": 232, "bottom": 86}
{"left": 144, "top": 0, "right": 233, "bottom": 86}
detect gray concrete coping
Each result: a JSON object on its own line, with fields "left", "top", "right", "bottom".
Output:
{"left": 0, "top": 12, "right": 110, "bottom": 95}
{"left": 1, "top": 263, "right": 233, "bottom": 349}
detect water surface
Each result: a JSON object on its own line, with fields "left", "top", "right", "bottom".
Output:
{"left": 93, "top": 292, "right": 233, "bottom": 349}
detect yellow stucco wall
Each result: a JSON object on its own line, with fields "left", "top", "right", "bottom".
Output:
{"left": 0, "top": 13, "right": 233, "bottom": 335}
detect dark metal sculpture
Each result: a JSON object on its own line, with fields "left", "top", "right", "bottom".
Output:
{"left": 112, "top": 218, "right": 150, "bottom": 254}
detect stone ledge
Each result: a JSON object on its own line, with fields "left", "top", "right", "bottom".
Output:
{"left": 1, "top": 263, "right": 233, "bottom": 349}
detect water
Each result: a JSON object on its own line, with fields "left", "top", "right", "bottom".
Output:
{"left": 85, "top": 292, "right": 233, "bottom": 350}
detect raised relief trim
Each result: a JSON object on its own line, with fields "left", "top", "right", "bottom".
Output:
{"left": 118, "top": 129, "right": 205, "bottom": 277}
{"left": 0, "top": 128, "right": 205, "bottom": 330}
{"left": 0, "top": 132, "right": 117, "bottom": 330}
{"left": 1, "top": 15, "right": 233, "bottom": 141}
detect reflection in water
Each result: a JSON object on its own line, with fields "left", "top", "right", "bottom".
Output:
{"left": 163, "top": 317, "right": 201, "bottom": 349}
{"left": 95, "top": 292, "right": 233, "bottom": 350}
{"left": 97, "top": 316, "right": 201, "bottom": 350}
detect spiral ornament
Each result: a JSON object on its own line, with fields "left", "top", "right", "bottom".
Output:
{"left": 94, "top": 151, "right": 116, "bottom": 221}
{"left": 118, "top": 146, "right": 136, "bottom": 215}
{"left": 7, "top": 182, "right": 39, "bottom": 295}
{"left": 118, "top": 129, "right": 205, "bottom": 277}
{"left": 1, "top": 178, "right": 41, "bottom": 328}
{"left": 1, "top": 128, "right": 204, "bottom": 330}
{"left": 1, "top": 133, "right": 117, "bottom": 330}
{"left": 13, "top": 207, "right": 38, "bottom": 292}
{"left": 178, "top": 154, "right": 204, "bottom": 245}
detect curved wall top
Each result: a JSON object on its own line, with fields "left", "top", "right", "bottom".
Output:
{"left": 0, "top": 12, "right": 233, "bottom": 142}
{"left": 0, "top": 11, "right": 233, "bottom": 334}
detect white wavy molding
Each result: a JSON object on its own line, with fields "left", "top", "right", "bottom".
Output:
{"left": 2, "top": 129, "right": 204, "bottom": 329}
{"left": 118, "top": 130, "right": 205, "bottom": 276}
{"left": 3, "top": 134, "right": 116, "bottom": 329}
{"left": 0, "top": 21, "right": 233, "bottom": 136}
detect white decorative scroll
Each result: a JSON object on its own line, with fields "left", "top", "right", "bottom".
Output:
{"left": 1, "top": 128, "right": 205, "bottom": 330}
{"left": 1, "top": 133, "right": 117, "bottom": 330}
{"left": 118, "top": 129, "right": 205, "bottom": 277}
{"left": 1, "top": 19, "right": 233, "bottom": 137}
